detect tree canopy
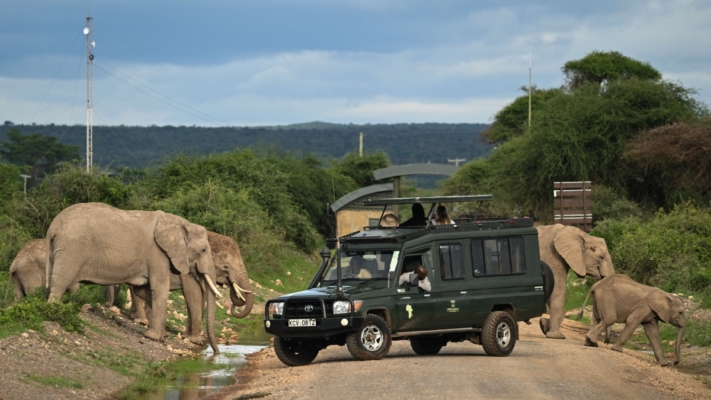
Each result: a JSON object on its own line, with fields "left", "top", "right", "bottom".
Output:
{"left": 0, "top": 129, "right": 80, "bottom": 182}
{"left": 562, "top": 50, "right": 661, "bottom": 89}
{"left": 442, "top": 50, "right": 709, "bottom": 219}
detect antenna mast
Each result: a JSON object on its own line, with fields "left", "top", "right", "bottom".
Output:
{"left": 84, "top": 14, "right": 94, "bottom": 172}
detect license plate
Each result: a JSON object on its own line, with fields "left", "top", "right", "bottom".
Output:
{"left": 288, "top": 319, "right": 316, "bottom": 327}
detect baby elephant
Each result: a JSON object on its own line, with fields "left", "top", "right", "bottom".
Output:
{"left": 9, "top": 239, "right": 79, "bottom": 302}
{"left": 578, "top": 274, "right": 685, "bottom": 366}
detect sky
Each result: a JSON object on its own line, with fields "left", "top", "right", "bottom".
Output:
{"left": 1, "top": 0, "right": 710, "bottom": 127}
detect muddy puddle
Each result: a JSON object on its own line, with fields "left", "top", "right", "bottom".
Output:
{"left": 145, "top": 327, "right": 271, "bottom": 399}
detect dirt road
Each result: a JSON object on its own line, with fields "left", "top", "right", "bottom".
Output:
{"left": 220, "top": 318, "right": 710, "bottom": 400}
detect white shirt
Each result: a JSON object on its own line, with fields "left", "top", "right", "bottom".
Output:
{"left": 398, "top": 272, "right": 432, "bottom": 292}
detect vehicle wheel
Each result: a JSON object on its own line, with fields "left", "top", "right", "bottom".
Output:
{"left": 346, "top": 314, "right": 392, "bottom": 361}
{"left": 481, "top": 311, "right": 516, "bottom": 357}
{"left": 273, "top": 336, "right": 319, "bottom": 366}
{"left": 541, "top": 260, "right": 554, "bottom": 303}
{"left": 410, "top": 338, "right": 443, "bottom": 355}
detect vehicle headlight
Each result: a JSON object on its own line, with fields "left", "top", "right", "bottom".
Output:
{"left": 333, "top": 301, "right": 351, "bottom": 314}
{"left": 333, "top": 300, "right": 363, "bottom": 315}
{"left": 268, "top": 302, "right": 284, "bottom": 318}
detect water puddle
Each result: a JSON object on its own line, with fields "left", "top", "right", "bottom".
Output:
{"left": 145, "top": 327, "right": 271, "bottom": 399}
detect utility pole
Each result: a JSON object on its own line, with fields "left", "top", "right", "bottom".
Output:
{"left": 528, "top": 51, "right": 532, "bottom": 128}
{"left": 447, "top": 158, "right": 466, "bottom": 167}
{"left": 84, "top": 14, "right": 94, "bottom": 172}
{"left": 359, "top": 132, "right": 363, "bottom": 156}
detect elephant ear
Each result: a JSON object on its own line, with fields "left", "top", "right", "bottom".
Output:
{"left": 649, "top": 291, "right": 672, "bottom": 322}
{"left": 154, "top": 213, "right": 190, "bottom": 275}
{"left": 553, "top": 226, "right": 586, "bottom": 276}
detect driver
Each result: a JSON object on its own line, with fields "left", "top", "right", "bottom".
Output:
{"left": 346, "top": 256, "right": 372, "bottom": 279}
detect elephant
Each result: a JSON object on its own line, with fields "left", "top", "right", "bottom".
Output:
{"left": 45, "top": 202, "right": 222, "bottom": 354}
{"left": 9, "top": 239, "right": 79, "bottom": 302}
{"left": 128, "top": 231, "right": 254, "bottom": 341}
{"left": 537, "top": 224, "right": 615, "bottom": 339}
{"left": 577, "top": 274, "right": 685, "bottom": 366}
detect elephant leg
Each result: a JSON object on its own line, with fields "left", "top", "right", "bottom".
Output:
{"left": 585, "top": 320, "right": 609, "bottom": 347}
{"left": 642, "top": 321, "right": 669, "bottom": 366}
{"left": 104, "top": 285, "right": 116, "bottom": 307}
{"left": 180, "top": 274, "right": 205, "bottom": 345}
{"left": 129, "top": 285, "right": 150, "bottom": 325}
{"left": 145, "top": 283, "right": 169, "bottom": 341}
{"left": 545, "top": 275, "right": 567, "bottom": 339}
{"left": 611, "top": 322, "right": 639, "bottom": 353}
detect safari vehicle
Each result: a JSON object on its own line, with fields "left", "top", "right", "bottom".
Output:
{"left": 264, "top": 195, "right": 552, "bottom": 366}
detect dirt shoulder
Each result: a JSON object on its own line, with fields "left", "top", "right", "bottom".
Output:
{"left": 222, "top": 318, "right": 711, "bottom": 400}
{"left": 0, "top": 304, "right": 201, "bottom": 400}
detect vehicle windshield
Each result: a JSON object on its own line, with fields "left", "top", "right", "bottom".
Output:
{"left": 321, "top": 250, "right": 396, "bottom": 282}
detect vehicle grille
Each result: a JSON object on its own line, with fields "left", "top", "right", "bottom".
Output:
{"left": 285, "top": 299, "right": 324, "bottom": 318}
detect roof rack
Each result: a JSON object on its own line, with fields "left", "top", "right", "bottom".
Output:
{"left": 363, "top": 194, "right": 493, "bottom": 206}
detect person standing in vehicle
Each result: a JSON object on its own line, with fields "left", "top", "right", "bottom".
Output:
{"left": 400, "top": 204, "right": 428, "bottom": 227}
{"left": 399, "top": 265, "right": 431, "bottom": 292}
{"left": 432, "top": 205, "right": 455, "bottom": 225}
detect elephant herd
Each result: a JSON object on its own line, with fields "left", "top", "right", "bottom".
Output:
{"left": 7, "top": 206, "right": 685, "bottom": 365}
{"left": 8, "top": 202, "right": 254, "bottom": 355}
{"left": 536, "top": 224, "right": 685, "bottom": 366}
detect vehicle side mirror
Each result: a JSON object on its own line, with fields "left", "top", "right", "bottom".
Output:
{"left": 409, "top": 273, "right": 419, "bottom": 286}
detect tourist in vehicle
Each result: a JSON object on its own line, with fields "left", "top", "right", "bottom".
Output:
{"left": 399, "top": 203, "right": 428, "bottom": 227}
{"left": 345, "top": 256, "right": 372, "bottom": 278}
{"left": 431, "top": 205, "right": 455, "bottom": 225}
{"left": 399, "top": 265, "right": 431, "bottom": 292}
{"left": 380, "top": 213, "right": 399, "bottom": 227}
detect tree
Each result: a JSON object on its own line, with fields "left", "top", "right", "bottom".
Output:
{"left": 563, "top": 50, "right": 661, "bottom": 89}
{"left": 481, "top": 87, "right": 564, "bottom": 143}
{"left": 329, "top": 151, "right": 390, "bottom": 188}
{"left": 443, "top": 51, "right": 709, "bottom": 219}
{"left": 625, "top": 119, "right": 711, "bottom": 206}
{"left": 0, "top": 129, "right": 80, "bottom": 182}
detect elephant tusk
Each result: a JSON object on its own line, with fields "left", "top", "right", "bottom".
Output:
{"left": 205, "top": 275, "right": 223, "bottom": 298}
{"left": 232, "top": 283, "right": 246, "bottom": 302}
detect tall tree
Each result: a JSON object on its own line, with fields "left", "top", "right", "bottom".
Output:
{"left": 563, "top": 50, "right": 661, "bottom": 89}
{"left": 0, "top": 129, "right": 80, "bottom": 182}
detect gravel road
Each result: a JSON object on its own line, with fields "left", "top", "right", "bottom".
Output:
{"left": 217, "top": 317, "right": 711, "bottom": 400}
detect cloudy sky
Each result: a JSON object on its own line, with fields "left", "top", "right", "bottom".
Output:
{"left": 1, "top": 0, "right": 709, "bottom": 127}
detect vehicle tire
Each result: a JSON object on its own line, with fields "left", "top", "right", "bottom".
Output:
{"left": 410, "top": 338, "right": 443, "bottom": 355}
{"left": 481, "top": 311, "right": 516, "bottom": 357}
{"left": 273, "top": 336, "right": 319, "bottom": 366}
{"left": 346, "top": 314, "right": 392, "bottom": 361}
{"left": 541, "top": 260, "right": 554, "bottom": 303}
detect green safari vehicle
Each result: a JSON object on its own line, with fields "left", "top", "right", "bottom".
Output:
{"left": 264, "top": 195, "right": 552, "bottom": 366}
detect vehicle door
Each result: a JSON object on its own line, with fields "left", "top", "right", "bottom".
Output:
{"left": 433, "top": 241, "right": 474, "bottom": 328}
{"left": 393, "top": 251, "right": 437, "bottom": 332}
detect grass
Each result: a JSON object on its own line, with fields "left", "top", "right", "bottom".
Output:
{"left": 24, "top": 374, "right": 84, "bottom": 389}
{"left": 564, "top": 270, "right": 594, "bottom": 314}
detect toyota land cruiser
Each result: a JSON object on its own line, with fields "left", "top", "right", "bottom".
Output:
{"left": 264, "top": 195, "right": 551, "bottom": 366}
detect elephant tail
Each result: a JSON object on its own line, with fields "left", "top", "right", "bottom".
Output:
{"left": 577, "top": 287, "right": 594, "bottom": 320}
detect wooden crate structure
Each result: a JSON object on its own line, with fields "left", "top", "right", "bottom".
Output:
{"left": 553, "top": 181, "right": 592, "bottom": 232}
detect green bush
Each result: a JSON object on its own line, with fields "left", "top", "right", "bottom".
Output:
{"left": 0, "top": 295, "right": 85, "bottom": 337}
{"left": 607, "top": 202, "right": 711, "bottom": 293}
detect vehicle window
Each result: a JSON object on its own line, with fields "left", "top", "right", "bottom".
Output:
{"left": 439, "top": 244, "right": 464, "bottom": 280}
{"left": 392, "top": 254, "right": 424, "bottom": 286}
{"left": 472, "top": 237, "right": 527, "bottom": 277}
{"left": 321, "top": 250, "right": 394, "bottom": 281}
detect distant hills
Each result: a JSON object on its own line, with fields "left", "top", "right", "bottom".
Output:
{"left": 1, "top": 121, "right": 492, "bottom": 186}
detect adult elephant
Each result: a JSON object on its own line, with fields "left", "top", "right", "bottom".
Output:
{"left": 537, "top": 224, "right": 615, "bottom": 339}
{"left": 46, "top": 202, "right": 221, "bottom": 353}
{"left": 129, "top": 231, "right": 254, "bottom": 341}
{"left": 578, "top": 274, "right": 685, "bottom": 366}
{"left": 9, "top": 239, "right": 79, "bottom": 302}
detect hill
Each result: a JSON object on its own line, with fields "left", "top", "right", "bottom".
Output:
{"left": 0, "top": 122, "right": 491, "bottom": 181}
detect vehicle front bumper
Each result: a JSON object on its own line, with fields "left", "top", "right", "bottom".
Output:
{"left": 264, "top": 316, "right": 365, "bottom": 338}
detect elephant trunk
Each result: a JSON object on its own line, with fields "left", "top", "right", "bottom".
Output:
{"left": 206, "top": 277, "right": 219, "bottom": 355}
{"left": 674, "top": 326, "right": 685, "bottom": 365}
{"left": 229, "top": 280, "right": 254, "bottom": 318}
